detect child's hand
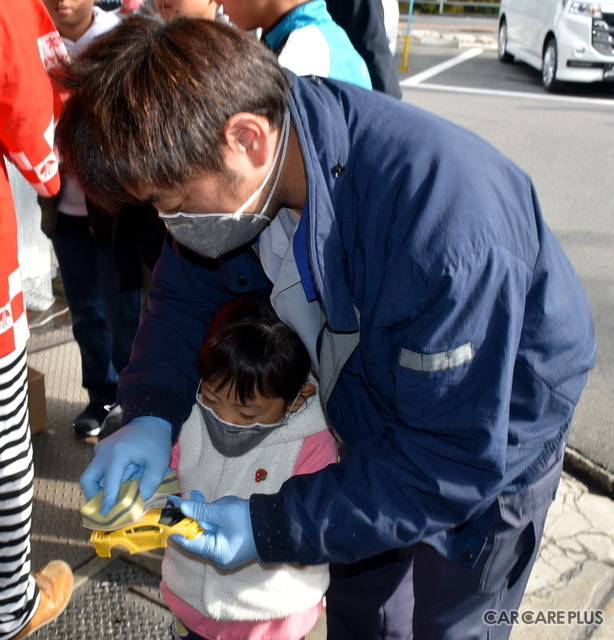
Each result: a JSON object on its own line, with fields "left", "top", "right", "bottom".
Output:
{"left": 170, "top": 491, "right": 257, "bottom": 569}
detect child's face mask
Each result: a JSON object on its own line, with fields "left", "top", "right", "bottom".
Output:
{"left": 195, "top": 388, "right": 301, "bottom": 457}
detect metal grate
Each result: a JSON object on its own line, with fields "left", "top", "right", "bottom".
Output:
{"left": 26, "top": 558, "right": 172, "bottom": 639}
{"left": 27, "top": 298, "right": 73, "bottom": 355}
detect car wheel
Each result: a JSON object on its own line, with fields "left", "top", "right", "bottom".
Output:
{"left": 498, "top": 19, "right": 514, "bottom": 63}
{"left": 542, "top": 37, "right": 562, "bottom": 92}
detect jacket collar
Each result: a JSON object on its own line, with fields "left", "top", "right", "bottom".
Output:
{"left": 288, "top": 74, "right": 358, "bottom": 333}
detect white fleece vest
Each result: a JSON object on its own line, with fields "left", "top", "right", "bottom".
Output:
{"left": 162, "top": 395, "right": 330, "bottom": 621}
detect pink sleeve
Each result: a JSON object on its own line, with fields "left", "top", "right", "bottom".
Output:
{"left": 170, "top": 442, "right": 180, "bottom": 471}
{"left": 293, "top": 430, "right": 338, "bottom": 476}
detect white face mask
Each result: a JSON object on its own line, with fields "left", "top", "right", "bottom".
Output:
{"left": 158, "top": 110, "right": 291, "bottom": 259}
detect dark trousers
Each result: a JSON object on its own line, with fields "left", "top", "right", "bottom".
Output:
{"left": 326, "top": 439, "right": 566, "bottom": 640}
{"left": 52, "top": 214, "right": 141, "bottom": 405}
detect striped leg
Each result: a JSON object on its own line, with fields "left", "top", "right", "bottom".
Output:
{"left": 0, "top": 348, "right": 38, "bottom": 640}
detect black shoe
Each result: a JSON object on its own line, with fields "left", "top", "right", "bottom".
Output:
{"left": 73, "top": 402, "right": 122, "bottom": 437}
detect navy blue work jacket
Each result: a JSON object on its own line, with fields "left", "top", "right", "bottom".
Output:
{"left": 119, "top": 74, "right": 596, "bottom": 568}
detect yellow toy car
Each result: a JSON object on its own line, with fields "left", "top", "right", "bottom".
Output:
{"left": 89, "top": 507, "right": 204, "bottom": 558}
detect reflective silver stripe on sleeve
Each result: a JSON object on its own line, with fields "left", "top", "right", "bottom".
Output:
{"left": 399, "top": 342, "right": 474, "bottom": 372}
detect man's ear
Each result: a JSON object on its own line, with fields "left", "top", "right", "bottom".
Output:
{"left": 222, "top": 113, "right": 271, "bottom": 170}
{"left": 289, "top": 383, "right": 317, "bottom": 413}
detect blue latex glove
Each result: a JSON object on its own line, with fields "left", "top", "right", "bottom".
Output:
{"left": 80, "top": 416, "right": 173, "bottom": 514}
{"left": 170, "top": 490, "right": 257, "bottom": 570}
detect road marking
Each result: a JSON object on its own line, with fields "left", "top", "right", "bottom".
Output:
{"left": 400, "top": 48, "right": 484, "bottom": 86}
{"left": 399, "top": 47, "right": 614, "bottom": 107}
{"left": 405, "top": 82, "right": 614, "bottom": 107}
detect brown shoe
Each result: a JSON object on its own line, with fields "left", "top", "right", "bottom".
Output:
{"left": 11, "top": 560, "right": 73, "bottom": 640}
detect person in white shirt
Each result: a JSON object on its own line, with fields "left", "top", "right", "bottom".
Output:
{"left": 40, "top": 0, "right": 142, "bottom": 437}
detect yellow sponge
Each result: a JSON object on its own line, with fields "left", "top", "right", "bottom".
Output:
{"left": 80, "top": 471, "right": 180, "bottom": 531}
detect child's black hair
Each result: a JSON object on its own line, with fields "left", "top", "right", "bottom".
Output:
{"left": 199, "top": 292, "right": 311, "bottom": 405}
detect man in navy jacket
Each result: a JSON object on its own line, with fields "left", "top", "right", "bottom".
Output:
{"left": 57, "top": 17, "right": 595, "bottom": 639}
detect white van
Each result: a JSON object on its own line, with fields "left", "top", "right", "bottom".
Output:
{"left": 498, "top": 1, "right": 614, "bottom": 91}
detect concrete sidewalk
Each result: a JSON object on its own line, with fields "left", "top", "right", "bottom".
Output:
{"left": 24, "top": 293, "right": 613, "bottom": 638}
{"left": 511, "top": 473, "right": 614, "bottom": 640}
{"left": 399, "top": 12, "right": 498, "bottom": 50}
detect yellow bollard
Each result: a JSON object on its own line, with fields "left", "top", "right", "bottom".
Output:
{"left": 398, "top": 34, "right": 411, "bottom": 72}
{"left": 398, "top": 0, "right": 415, "bottom": 73}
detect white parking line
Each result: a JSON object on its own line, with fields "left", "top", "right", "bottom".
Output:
{"left": 400, "top": 48, "right": 484, "bottom": 86}
{"left": 399, "top": 47, "right": 614, "bottom": 107}
{"left": 406, "top": 82, "right": 614, "bottom": 107}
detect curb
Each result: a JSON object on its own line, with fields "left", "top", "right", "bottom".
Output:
{"left": 564, "top": 448, "right": 614, "bottom": 499}
{"left": 409, "top": 28, "right": 497, "bottom": 49}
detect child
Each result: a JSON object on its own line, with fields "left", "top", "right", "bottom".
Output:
{"left": 161, "top": 293, "right": 338, "bottom": 640}
{"left": 40, "top": 0, "right": 144, "bottom": 437}
{"left": 153, "top": 0, "right": 219, "bottom": 21}
{"left": 184, "top": 0, "right": 372, "bottom": 88}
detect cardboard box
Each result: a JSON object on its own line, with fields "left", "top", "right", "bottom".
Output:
{"left": 27, "top": 367, "right": 47, "bottom": 433}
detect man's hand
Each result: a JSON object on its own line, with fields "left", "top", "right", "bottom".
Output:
{"left": 80, "top": 416, "right": 173, "bottom": 514}
{"left": 170, "top": 491, "right": 257, "bottom": 569}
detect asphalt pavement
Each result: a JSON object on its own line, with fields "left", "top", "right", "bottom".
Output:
{"left": 19, "top": 11, "right": 613, "bottom": 639}
{"left": 396, "top": 12, "right": 614, "bottom": 500}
